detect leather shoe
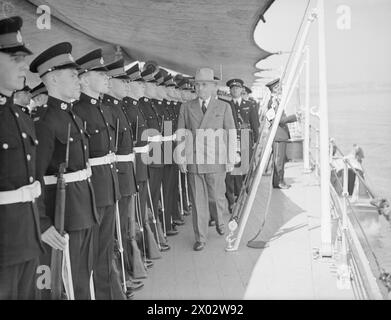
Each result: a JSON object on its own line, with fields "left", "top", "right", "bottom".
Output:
{"left": 277, "top": 182, "right": 291, "bottom": 189}
{"left": 193, "top": 242, "right": 205, "bottom": 251}
{"left": 173, "top": 219, "right": 185, "bottom": 226}
{"left": 208, "top": 220, "right": 216, "bottom": 227}
{"left": 166, "top": 229, "right": 179, "bottom": 236}
{"left": 160, "top": 243, "right": 170, "bottom": 251}
{"left": 145, "top": 260, "right": 154, "bottom": 269}
{"left": 216, "top": 226, "right": 225, "bottom": 236}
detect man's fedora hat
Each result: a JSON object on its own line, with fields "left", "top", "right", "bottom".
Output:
{"left": 194, "top": 68, "right": 218, "bottom": 83}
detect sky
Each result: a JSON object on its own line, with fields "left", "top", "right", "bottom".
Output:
{"left": 253, "top": 0, "right": 391, "bottom": 89}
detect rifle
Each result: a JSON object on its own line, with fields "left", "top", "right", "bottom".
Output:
{"left": 114, "top": 118, "right": 127, "bottom": 293}
{"left": 50, "top": 123, "right": 74, "bottom": 300}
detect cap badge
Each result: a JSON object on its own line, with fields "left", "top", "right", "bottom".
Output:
{"left": 0, "top": 96, "right": 6, "bottom": 105}
{"left": 68, "top": 54, "right": 75, "bottom": 62}
{"left": 133, "top": 101, "right": 137, "bottom": 105}
{"left": 114, "top": 100, "right": 118, "bottom": 105}
{"left": 60, "top": 103, "right": 68, "bottom": 110}
{"left": 16, "top": 31, "right": 23, "bottom": 43}
{"left": 100, "top": 57, "right": 104, "bottom": 65}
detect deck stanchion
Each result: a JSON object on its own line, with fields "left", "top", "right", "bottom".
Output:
{"left": 317, "top": 0, "right": 332, "bottom": 257}
{"left": 303, "top": 46, "right": 312, "bottom": 173}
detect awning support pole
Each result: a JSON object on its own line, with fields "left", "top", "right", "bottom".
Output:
{"left": 317, "top": 0, "right": 332, "bottom": 257}
{"left": 303, "top": 46, "right": 311, "bottom": 173}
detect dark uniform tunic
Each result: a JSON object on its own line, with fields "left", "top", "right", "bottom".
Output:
{"left": 138, "top": 97, "right": 167, "bottom": 245}
{"left": 161, "top": 99, "right": 181, "bottom": 226}
{"left": 0, "top": 95, "right": 44, "bottom": 299}
{"left": 73, "top": 92, "right": 120, "bottom": 300}
{"left": 226, "top": 99, "right": 260, "bottom": 209}
{"left": 123, "top": 97, "right": 162, "bottom": 260}
{"left": 267, "top": 98, "right": 297, "bottom": 187}
{"left": 35, "top": 96, "right": 98, "bottom": 300}
{"left": 102, "top": 94, "right": 140, "bottom": 285}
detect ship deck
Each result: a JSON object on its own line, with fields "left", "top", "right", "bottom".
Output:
{"left": 136, "top": 162, "right": 355, "bottom": 300}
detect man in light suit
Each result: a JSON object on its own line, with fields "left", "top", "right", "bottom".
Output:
{"left": 176, "top": 68, "right": 236, "bottom": 251}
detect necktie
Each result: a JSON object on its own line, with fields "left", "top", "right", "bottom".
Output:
{"left": 201, "top": 100, "right": 207, "bottom": 114}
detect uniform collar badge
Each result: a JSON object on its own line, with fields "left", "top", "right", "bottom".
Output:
{"left": 91, "top": 98, "right": 97, "bottom": 104}
{"left": 114, "top": 99, "right": 118, "bottom": 105}
{"left": 60, "top": 102, "right": 68, "bottom": 110}
{"left": 133, "top": 101, "right": 137, "bottom": 105}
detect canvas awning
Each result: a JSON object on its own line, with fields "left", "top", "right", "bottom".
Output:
{"left": 12, "top": 0, "right": 275, "bottom": 86}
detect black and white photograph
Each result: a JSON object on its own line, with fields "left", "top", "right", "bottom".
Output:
{"left": 0, "top": 0, "right": 390, "bottom": 307}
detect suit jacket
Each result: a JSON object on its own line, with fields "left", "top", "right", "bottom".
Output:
{"left": 177, "top": 96, "right": 236, "bottom": 174}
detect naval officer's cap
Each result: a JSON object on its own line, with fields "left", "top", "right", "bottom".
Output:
{"left": 265, "top": 78, "right": 280, "bottom": 91}
{"left": 30, "top": 82, "right": 48, "bottom": 98}
{"left": 0, "top": 16, "right": 32, "bottom": 55}
{"left": 105, "top": 58, "right": 129, "bottom": 80}
{"left": 76, "top": 48, "right": 108, "bottom": 75}
{"left": 226, "top": 78, "right": 244, "bottom": 88}
{"left": 29, "top": 42, "right": 80, "bottom": 77}
{"left": 243, "top": 85, "right": 252, "bottom": 94}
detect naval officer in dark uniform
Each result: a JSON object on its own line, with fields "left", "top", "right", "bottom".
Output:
{"left": 0, "top": 16, "right": 44, "bottom": 300}
{"left": 73, "top": 49, "right": 122, "bottom": 299}
{"left": 30, "top": 42, "right": 99, "bottom": 300}
{"left": 225, "top": 79, "right": 260, "bottom": 213}
{"left": 265, "top": 78, "right": 299, "bottom": 189}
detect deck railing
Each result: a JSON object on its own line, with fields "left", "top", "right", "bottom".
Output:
{"left": 226, "top": 0, "right": 389, "bottom": 300}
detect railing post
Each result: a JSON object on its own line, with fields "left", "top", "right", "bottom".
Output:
{"left": 318, "top": 0, "right": 332, "bottom": 257}
{"left": 336, "top": 159, "right": 351, "bottom": 289}
{"left": 303, "top": 46, "right": 311, "bottom": 173}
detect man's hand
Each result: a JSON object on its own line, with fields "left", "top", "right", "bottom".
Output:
{"left": 179, "top": 164, "right": 187, "bottom": 173}
{"left": 226, "top": 163, "right": 234, "bottom": 173}
{"left": 41, "top": 226, "right": 67, "bottom": 251}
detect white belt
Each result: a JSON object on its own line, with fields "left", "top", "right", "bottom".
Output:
{"left": 116, "top": 153, "right": 135, "bottom": 163}
{"left": 0, "top": 181, "right": 41, "bottom": 205}
{"left": 44, "top": 167, "right": 92, "bottom": 186}
{"left": 89, "top": 153, "right": 116, "bottom": 167}
{"left": 134, "top": 145, "right": 150, "bottom": 154}
{"left": 161, "top": 134, "right": 177, "bottom": 142}
{"left": 147, "top": 135, "right": 163, "bottom": 142}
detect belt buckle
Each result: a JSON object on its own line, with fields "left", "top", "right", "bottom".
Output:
{"left": 109, "top": 152, "right": 116, "bottom": 163}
